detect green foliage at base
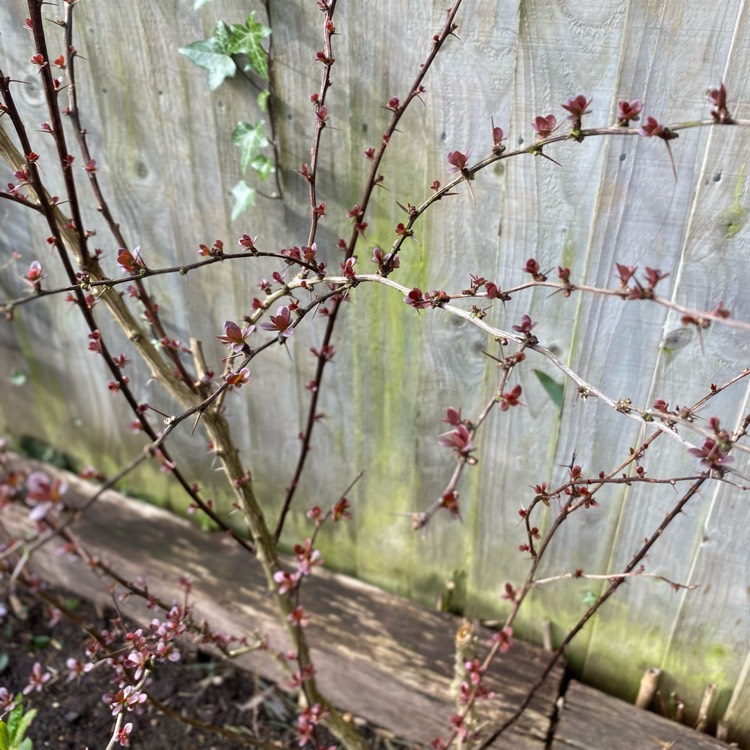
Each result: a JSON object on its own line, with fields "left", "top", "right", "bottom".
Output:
{"left": 0, "top": 698, "right": 36, "bottom": 750}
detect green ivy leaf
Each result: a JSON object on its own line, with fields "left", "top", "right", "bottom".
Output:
{"left": 533, "top": 369, "right": 564, "bottom": 409}
{"left": 228, "top": 13, "right": 271, "bottom": 79}
{"left": 179, "top": 22, "right": 236, "bottom": 91}
{"left": 231, "top": 180, "right": 256, "bottom": 221}
{"left": 257, "top": 89, "right": 270, "bottom": 112}
{"left": 250, "top": 154, "right": 274, "bottom": 181}
{"left": 232, "top": 121, "right": 269, "bottom": 173}
{"left": 8, "top": 370, "right": 26, "bottom": 387}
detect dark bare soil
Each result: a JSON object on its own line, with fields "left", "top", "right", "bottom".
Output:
{"left": 0, "top": 584, "right": 415, "bottom": 749}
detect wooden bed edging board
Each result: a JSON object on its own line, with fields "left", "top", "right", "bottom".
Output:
{"left": 1, "top": 456, "right": 560, "bottom": 748}
{"left": 551, "top": 681, "right": 735, "bottom": 750}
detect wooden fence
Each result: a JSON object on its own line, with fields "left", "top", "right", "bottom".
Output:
{"left": 1, "top": 0, "right": 749, "bottom": 742}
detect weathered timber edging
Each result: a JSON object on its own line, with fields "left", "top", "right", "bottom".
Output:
{"left": 2, "top": 456, "right": 558, "bottom": 748}
{"left": 552, "top": 681, "right": 734, "bottom": 750}
{"left": 4, "top": 457, "right": 735, "bottom": 748}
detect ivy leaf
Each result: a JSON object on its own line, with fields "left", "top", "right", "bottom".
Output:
{"left": 179, "top": 22, "right": 236, "bottom": 90}
{"left": 232, "top": 121, "right": 269, "bottom": 174}
{"left": 533, "top": 369, "right": 564, "bottom": 409}
{"left": 9, "top": 369, "right": 27, "bottom": 386}
{"left": 228, "top": 13, "right": 271, "bottom": 79}
{"left": 231, "top": 180, "right": 256, "bottom": 221}
{"left": 250, "top": 154, "right": 274, "bottom": 181}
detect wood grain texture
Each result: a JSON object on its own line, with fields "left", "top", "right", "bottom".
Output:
{"left": 0, "top": 0, "right": 749, "bottom": 741}
{"left": 551, "top": 680, "right": 733, "bottom": 749}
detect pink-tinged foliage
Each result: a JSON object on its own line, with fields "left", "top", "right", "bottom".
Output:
{"left": 449, "top": 714, "right": 468, "bottom": 741}
{"left": 642, "top": 267, "right": 669, "bottom": 290}
{"left": 237, "top": 233, "right": 258, "bottom": 251}
{"left": 489, "top": 626, "right": 513, "bottom": 653}
{"left": 689, "top": 419, "right": 733, "bottom": 470}
{"left": 615, "top": 262, "right": 637, "bottom": 287}
{"left": 561, "top": 94, "right": 591, "bottom": 128}
{"left": 273, "top": 569, "right": 300, "bottom": 595}
{"left": 523, "top": 257, "right": 547, "bottom": 282}
{"left": 108, "top": 685, "right": 147, "bottom": 717}
{"left": 712, "top": 300, "right": 731, "bottom": 319}
{"left": 306, "top": 505, "right": 323, "bottom": 524}
{"left": 617, "top": 99, "right": 642, "bottom": 125}
{"left": 260, "top": 305, "right": 295, "bottom": 337}
{"left": 464, "top": 657, "right": 484, "bottom": 685}
{"left": 23, "top": 661, "right": 52, "bottom": 694}
{"left": 689, "top": 439, "right": 733, "bottom": 469}
{"left": 65, "top": 657, "right": 94, "bottom": 681}
{"left": 499, "top": 384, "right": 523, "bottom": 411}
{"left": 404, "top": 287, "right": 431, "bottom": 309}
{"left": 639, "top": 116, "right": 675, "bottom": 140}
{"left": 442, "top": 407, "right": 462, "bottom": 426}
{"left": 459, "top": 679, "right": 495, "bottom": 704}
{"left": 88, "top": 329, "right": 102, "bottom": 353}
{"left": 198, "top": 240, "right": 223, "bottom": 257}
{"left": 440, "top": 491, "right": 460, "bottom": 518}
{"left": 309, "top": 343, "right": 335, "bottom": 361}
{"left": 0, "top": 687, "right": 16, "bottom": 719}
{"left": 512, "top": 314, "right": 536, "bottom": 336}
{"left": 297, "top": 703, "right": 329, "bottom": 747}
{"left": 447, "top": 149, "right": 470, "bottom": 173}
{"left": 115, "top": 722, "right": 133, "bottom": 747}
{"left": 117, "top": 246, "right": 145, "bottom": 274}
{"left": 372, "top": 246, "right": 400, "bottom": 270}
{"left": 217, "top": 320, "right": 253, "bottom": 354}
{"left": 23, "top": 259, "right": 46, "bottom": 290}
{"left": 288, "top": 605, "right": 310, "bottom": 628}
{"left": 332, "top": 497, "right": 352, "bottom": 521}
{"left": 294, "top": 538, "right": 323, "bottom": 575}
{"left": 25, "top": 470, "right": 68, "bottom": 521}
{"left": 438, "top": 423, "right": 473, "bottom": 455}
{"left": 709, "top": 83, "right": 732, "bottom": 123}
{"left": 225, "top": 367, "right": 251, "bottom": 389}
{"left": 501, "top": 582, "right": 519, "bottom": 602}
{"left": 485, "top": 281, "right": 508, "bottom": 300}
{"left": 491, "top": 118, "right": 505, "bottom": 155}
{"left": 531, "top": 114, "right": 557, "bottom": 138}
{"left": 341, "top": 257, "right": 356, "bottom": 279}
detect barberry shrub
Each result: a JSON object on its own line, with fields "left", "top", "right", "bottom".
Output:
{"left": 1, "top": 1, "right": 749, "bottom": 748}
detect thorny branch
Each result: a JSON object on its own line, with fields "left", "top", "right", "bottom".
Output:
{"left": 0, "top": 3, "right": 748, "bottom": 750}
